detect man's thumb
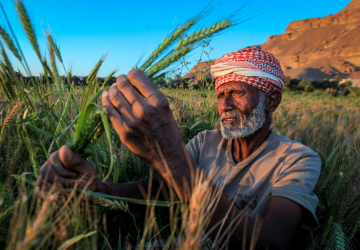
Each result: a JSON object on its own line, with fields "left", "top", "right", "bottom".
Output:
{"left": 59, "top": 145, "right": 83, "bottom": 169}
{"left": 59, "top": 146, "right": 96, "bottom": 177}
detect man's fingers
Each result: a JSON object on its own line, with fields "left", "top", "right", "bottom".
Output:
{"left": 109, "top": 83, "right": 133, "bottom": 121}
{"left": 116, "top": 75, "right": 144, "bottom": 105}
{"left": 102, "top": 91, "right": 124, "bottom": 129}
{"left": 49, "top": 151, "right": 78, "bottom": 178}
{"left": 39, "top": 166, "right": 73, "bottom": 187}
{"left": 36, "top": 175, "right": 47, "bottom": 190}
{"left": 59, "top": 146, "right": 96, "bottom": 176}
{"left": 39, "top": 161, "right": 51, "bottom": 178}
{"left": 126, "top": 69, "right": 162, "bottom": 99}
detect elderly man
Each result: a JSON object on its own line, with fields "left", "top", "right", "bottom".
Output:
{"left": 37, "top": 48, "right": 321, "bottom": 249}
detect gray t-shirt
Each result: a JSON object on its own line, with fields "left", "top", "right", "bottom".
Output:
{"left": 186, "top": 130, "right": 321, "bottom": 230}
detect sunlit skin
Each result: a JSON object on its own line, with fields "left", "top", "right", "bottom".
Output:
{"left": 37, "top": 70, "right": 303, "bottom": 250}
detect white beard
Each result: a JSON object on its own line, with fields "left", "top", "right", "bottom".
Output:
{"left": 220, "top": 92, "right": 267, "bottom": 139}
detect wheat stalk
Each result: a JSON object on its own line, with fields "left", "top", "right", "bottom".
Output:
{"left": 183, "top": 174, "right": 211, "bottom": 250}
{"left": 322, "top": 215, "right": 334, "bottom": 244}
{"left": 1, "top": 103, "right": 21, "bottom": 134}
{"left": 140, "top": 19, "right": 195, "bottom": 71}
{"left": 16, "top": 194, "right": 56, "bottom": 250}
{"left": 47, "top": 32, "right": 63, "bottom": 63}
{"left": 92, "top": 195, "right": 129, "bottom": 212}
{"left": 0, "top": 73, "right": 15, "bottom": 100}
{"left": 47, "top": 36, "right": 64, "bottom": 103}
{"left": 87, "top": 56, "right": 106, "bottom": 83}
{"left": 102, "top": 70, "right": 116, "bottom": 86}
{"left": 90, "top": 123, "right": 104, "bottom": 144}
{"left": 69, "top": 112, "right": 103, "bottom": 156}
{"left": 339, "top": 167, "right": 360, "bottom": 223}
{"left": 0, "top": 26, "right": 21, "bottom": 61}
{"left": 331, "top": 223, "right": 346, "bottom": 250}
{"left": 351, "top": 217, "right": 360, "bottom": 238}
{"left": 41, "top": 58, "right": 55, "bottom": 80}
{"left": 145, "top": 46, "right": 190, "bottom": 78}
{"left": 325, "top": 144, "right": 340, "bottom": 167}
{"left": 1, "top": 42, "right": 14, "bottom": 73}
{"left": 16, "top": 0, "right": 41, "bottom": 60}
{"left": 175, "top": 20, "right": 231, "bottom": 50}
{"left": 328, "top": 172, "right": 343, "bottom": 205}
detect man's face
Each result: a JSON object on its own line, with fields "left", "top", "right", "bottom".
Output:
{"left": 216, "top": 81, "right": 267, "bottom": 139}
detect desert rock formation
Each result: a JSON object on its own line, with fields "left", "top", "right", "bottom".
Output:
{"left": 260, "top": 0, "right": 360, "bottom": 81}
{"left": 184, "top": 0, "right": 360, "bottom": 83}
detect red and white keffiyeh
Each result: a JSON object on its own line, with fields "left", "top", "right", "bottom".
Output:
{"left": 210, "top": 48, "right": 285, "bottom": 130}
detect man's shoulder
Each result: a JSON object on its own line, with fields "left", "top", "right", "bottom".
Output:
{"left": 270, "top": 132, "right": 319, "bottom": 159}
{"left": 191, "top": 129, "right": 223, "bottom": 143}
{"left": 186, "top": 129, "right": 225, "bottom": 163}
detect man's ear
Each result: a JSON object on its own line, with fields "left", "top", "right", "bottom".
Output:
{"left": 265, "top": 90, "right": 282, "bottom": 113}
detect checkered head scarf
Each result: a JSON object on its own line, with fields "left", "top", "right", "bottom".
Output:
{"left": 210, "top": 47, "right": 284, "bottom": 131}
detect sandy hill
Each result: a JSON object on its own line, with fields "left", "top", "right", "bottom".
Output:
{"left": 184, "top": 0, "right": 360, "bottom": 83}
{"left": 260, "top": 0, "right": 360, "bottom": 81}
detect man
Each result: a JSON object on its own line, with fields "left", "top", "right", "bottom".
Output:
{"left": 37, "top": 48, "right": 321, "bottom": 249}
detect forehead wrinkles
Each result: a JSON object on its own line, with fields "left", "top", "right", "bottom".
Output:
{"left": 218, "top": 82, "right": 252, "bottom": 92}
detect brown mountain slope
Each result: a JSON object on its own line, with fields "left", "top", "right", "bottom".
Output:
{"left": 183, "top": 0, "right": 360, "bottom": 83}
{"left": 260, "top": 0, "right": 360, "bottom": 81}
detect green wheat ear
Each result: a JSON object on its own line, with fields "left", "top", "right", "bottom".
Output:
{"left": 41, "top": 58, "right": 55, "bottom": 80}
{"left": 140, "top": 19, "right": 196, "bottom": 71}
{"left": 47, "top": 38, "right": 64, "bottom": 103}
{"left": 69, "top": 112, "right": 103, "bottom": 156}
{"left": 47, "top": 33, "right": 62, "bottom": 63}
{"left": 0, "top": 26, "right": 21, "bottom": 61}
{"left": 92, "top": 195, "right": 129, "bottom": 212}
{"left": 16, "top": 0, "right": 41, "bottom": 60}
{"left": 145, "top": 46, "right": 190, "bottom": 78}
{"left": 175, "top": 20, "right": 231, "bottom": 50}
{"left": 87, "top": 56, "right": 106, "bottom": 83}
{"left": 102, "top": 70, "right": 117, "bottom": 86}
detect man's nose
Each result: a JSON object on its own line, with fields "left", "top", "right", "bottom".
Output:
{"left": 220, "top": 96, "right": 235, "bottom": 113}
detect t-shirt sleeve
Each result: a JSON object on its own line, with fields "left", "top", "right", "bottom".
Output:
{"left": 270, "top": 153, "right": 321, "bottom": 230}
{"left": 185, "top": 132, "right": 204, "bottom": 165}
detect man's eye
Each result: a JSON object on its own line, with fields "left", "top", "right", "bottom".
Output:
{"left": 233, "top": 91, "right": 243, "bottom": 96}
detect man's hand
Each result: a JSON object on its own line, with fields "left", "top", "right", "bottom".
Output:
{"left": 36, "top": 145, "right": 98, "bottom": 201}
{"left": 102, "top": 70, "right": 187, "bottom": 178}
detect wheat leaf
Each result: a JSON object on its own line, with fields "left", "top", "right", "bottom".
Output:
{"left": 56, "top": 231, "right": 97, "bottom": 250}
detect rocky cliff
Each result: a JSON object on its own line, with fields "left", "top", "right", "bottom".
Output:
{"left": 260, "top": 0, "right": 360, "bottom": 81}
{"left": 184, "top": 0, "right": 360, "bottom": 83}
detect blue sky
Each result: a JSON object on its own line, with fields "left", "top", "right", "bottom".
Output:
{"left": 1, "top": 0, "right": 351, "bottom": 77}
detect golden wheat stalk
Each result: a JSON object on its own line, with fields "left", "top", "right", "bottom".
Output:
{"left": 1, "top": 103, "right": 21, "bottom": 134}
{"left": 16, "top": 194, "right": 56, "bottom": 250}
{"left": 183, "top": 173, "right": 211, "bottom": 250}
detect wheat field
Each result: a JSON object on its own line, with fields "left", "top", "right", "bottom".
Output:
{"left": 0, "top": 1, "right": 360, "bottom": 249}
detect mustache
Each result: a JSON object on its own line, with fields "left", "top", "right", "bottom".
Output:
{"left": 221, "top": 111, "right": 241, "bottom": 120}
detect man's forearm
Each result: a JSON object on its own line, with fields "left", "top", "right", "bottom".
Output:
{"left": 96, "top": 174, "right": 166, "bottom": 201}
